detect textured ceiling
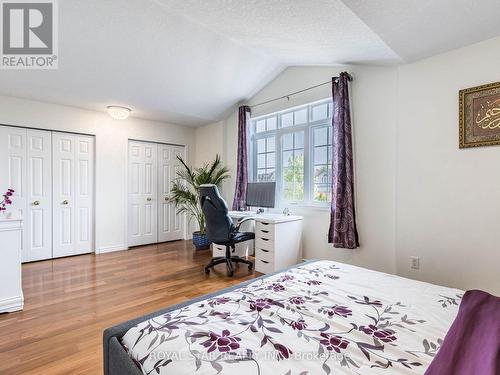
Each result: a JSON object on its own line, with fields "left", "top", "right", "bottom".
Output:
{"left": 156, "top": 0, "right": 401, "bottom": 65}
{"left": 0, "top": 0, "right": 499, "bottom": 126}
{"left": 342, "top": 0, "right": 500, "bottom": 62}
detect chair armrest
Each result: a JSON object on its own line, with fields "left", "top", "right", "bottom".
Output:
{"left": 235, "top": 216, "right": 255, "bottom": 231}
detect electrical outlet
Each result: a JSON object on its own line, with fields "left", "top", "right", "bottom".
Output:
{"left": 410, "top": 256, "right": 420, "bottom": 270}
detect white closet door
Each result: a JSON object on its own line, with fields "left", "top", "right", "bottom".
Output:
{"left": 128, "top": 141, "right": 158, "bottom": 247}
{"left": 74, "top": 135, "right": 94, "bottom": 254}
{"left": 158, "top": 144, "right": 185, "bottom": 242}
{"left": 52, "top": 132, "right": 94, "bottom": 258}
{"left": 25, "top": 129, "right": 52, "bottom": 262}
{"left": 0, "top": 126, "right": 27, "bottom": 252}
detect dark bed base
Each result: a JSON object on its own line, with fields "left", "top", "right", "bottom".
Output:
{"left": 103, "top": 260, "right": 316, "bottom": 375}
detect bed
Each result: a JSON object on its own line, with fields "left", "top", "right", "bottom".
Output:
{"left": 103, "top": 260, "right": 465, "bottom": 374}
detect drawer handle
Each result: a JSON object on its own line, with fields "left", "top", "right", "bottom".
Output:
{"left": 261, "top": 260, "right": 269, "bottom": 264}
{"left": 260, "top": 249, "right": 269, "bottom": 253}
{"left": 261, "top": 222, "right": 269, "bottom": 226}
{"left": 260, "top": 238, "right": 269, "bottom": 241}
{"left": 261, "top": 230, "right": 269, "bottom": 233}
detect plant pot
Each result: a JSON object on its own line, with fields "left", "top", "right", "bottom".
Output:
{"left": 192, "top": 231, "right": 211, "bottom": 250}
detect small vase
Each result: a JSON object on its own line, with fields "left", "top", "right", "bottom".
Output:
{"left": 192, "top": 231, "right": 211, "bottom": 250}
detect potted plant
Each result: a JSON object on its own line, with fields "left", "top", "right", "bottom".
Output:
{"left": 169, "top": 155, "right": 230, "bottom": 250}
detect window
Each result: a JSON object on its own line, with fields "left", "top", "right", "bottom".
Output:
{"left": 250, "top": 99, "right": 333, "bottom": 206}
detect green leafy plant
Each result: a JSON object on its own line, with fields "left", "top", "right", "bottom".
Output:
{"left": 169, "top": 155, "right": 230, "bottom": 234}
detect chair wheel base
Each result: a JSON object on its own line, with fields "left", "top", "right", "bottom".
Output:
{"left": 204, "top": 254, "right": 254, "bottom": 278}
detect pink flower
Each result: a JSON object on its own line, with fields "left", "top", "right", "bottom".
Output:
{"left": 249, "top": 298, "right": 274, "bottom": 312}
{"left": 324, "top": 305, "right": 352, "bottom": 318}
{"left": 290, "top": 319, "right": 307, "bottom": 330}
{"left": 202, "top": 330, "right": 241, "bottom": 353}
{"left": 360, "top": 325, "right": 397, "bottom": 343}
{"left": 266, "top": 283, "right": 285, "bottom": 292}
{"left": 274, "top": 343, "right": 292, "bottom": 360}
{"left": 289, "top": 296, "right": 306, "bottom": 305}
{"left": 320, "top": 333, "right": 349, "bottom": 353}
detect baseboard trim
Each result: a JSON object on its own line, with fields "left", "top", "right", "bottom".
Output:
{"left": 0, "top": 294, "right": 24, "bottom": 313}
{"left": 96, "top": 244, "right": 128, "bottom": 254}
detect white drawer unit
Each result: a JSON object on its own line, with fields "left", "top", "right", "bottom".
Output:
{"left": 254, "top": 215, "right": 303, "bottom": 274}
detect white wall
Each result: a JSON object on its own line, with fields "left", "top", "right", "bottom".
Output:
{"left": 194, "top": 121, "right": 224, "bottom": 167}
{"left": 208, "top": 66, "right": 398, "bottom": 274}
{"left": 0, "top": 96, "right": 196, "bottom": 253}
{"left": 396, "top": 36, "right": 500, "bottom": 293}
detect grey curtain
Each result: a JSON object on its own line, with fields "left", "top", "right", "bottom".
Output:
{"left": 328, "top": 73, "right": 359, "bottom": 249}
{"left": 232, "top": 106, "right": 251, "bottom": 210}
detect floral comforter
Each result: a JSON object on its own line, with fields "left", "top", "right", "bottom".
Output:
{"left": 121, "top": 261, "right": 462, "bottom": 374}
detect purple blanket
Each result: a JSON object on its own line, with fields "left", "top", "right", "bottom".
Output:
{"left": 425, "top": 289, "right": 500, "bottom": 375}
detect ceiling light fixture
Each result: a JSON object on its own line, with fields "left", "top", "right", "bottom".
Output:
{"left": 107, "top": 106, "right": 131, "bottom": 120}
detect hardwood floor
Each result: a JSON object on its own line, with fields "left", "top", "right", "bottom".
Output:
{"left": 0, "top": 241, "right": 257, "bottom": 375}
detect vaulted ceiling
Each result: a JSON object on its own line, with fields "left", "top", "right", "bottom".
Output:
{"left": 1, "top": 0, "right": 499, "bottom": 126}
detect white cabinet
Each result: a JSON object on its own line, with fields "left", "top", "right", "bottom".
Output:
{"left": 128, "top": 140, "right": 185, "bottom": 247}
{"left": 254, "top": 216, "right": 303, "bottom": 274}
{"left": 0, "top": 125, "right": 95, "bottom": 261}
{"left": 0, "top": 212, "right": 24, "bottom": 313}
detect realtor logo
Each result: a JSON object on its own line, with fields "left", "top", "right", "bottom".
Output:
{"left": 1, "top": 0, "right": 58, "bottom": 69}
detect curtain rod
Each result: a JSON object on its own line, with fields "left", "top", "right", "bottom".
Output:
{"left": 249, "top": 73, "right": 353, "bottom": 109}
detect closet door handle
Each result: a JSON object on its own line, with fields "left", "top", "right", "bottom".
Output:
{"left": 33, "top": 200, "right": 40, "bottom": 206}
{"left": 164, "top": 196, "right": 169, "bottom": 201}
{"left": 62, "top": 200, "right": 69, "bottom": 205}
{"left": 146, "top": 197, "right": 152, "bottom": 202}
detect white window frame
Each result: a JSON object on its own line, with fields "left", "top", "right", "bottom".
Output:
{"left": 249, "top": 98, "right": 333, "bottom": 208}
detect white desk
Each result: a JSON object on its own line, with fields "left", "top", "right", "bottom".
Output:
{"left": 212, "top": 212, "right": 303, "bottom": 274}
{"left": 0, "top": 211, "right": 24, "bottom": 313}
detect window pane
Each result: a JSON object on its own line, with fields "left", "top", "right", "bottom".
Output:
{"left": 282, "top": 150, "right": 293, "bottom": 167}
{"left": 314, "top": 146, "right": 328, "bottom": 165}
{"left": 258, "top": 169, "right": 274, "bottom": 182}
{"left": 313, "top": 165, "right": 331, "bottom": 202}
{"left": 266, "top": 117, "right": 277, "bottom": 131}
{"left": 328, "top": 102, "right": 333, "bottom": 118}
{"left": 294, "top": 148, "right": 304, "bottom": 161}
{"left": 294, "top": 131, "right": 304, "bottom": 149}
{"left": 257, "top": 169, "right": 268, "bottom": 182}
{"left": 282, "top": 131, "right": 304, "bottom": 202}
{"left": 266, "top": 137, "right": 275, "bottom": 152}
{"left": 314, "top": 184, "right": 330, "bottom": 202}
{"left": 256, "top": 120, "right": 266, "bottom": 133}
{"left": 266, "top": 153, "right": 275, "bottom": 168}
{"left": 294, "top": 109, "right": 307, "bottom": 125}
{"left": 282, "top": 133, "right": 293, "bottom": 150}
{"left": 314, "top": 165, "right": 329, "bottom": 183}
{"left": 265, "top": 169, "right": 275, "bottom": 181}
{"left": 281, "top": 112, "right": 293, "bottom": 128}
{"left": 257, "top": 138, "right": 266, "bottom": 153}
{"left": 314, "top": 127, "right": 328, "bottom": 146}
{"left": 257, "top": 154, "right": 266, "bottom": 168}
{"left": 312, "top": 104, "right": 328, "bottom": 121}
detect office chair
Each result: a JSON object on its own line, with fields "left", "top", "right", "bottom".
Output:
{"left": 199, "top": 184, "right": 254, "bottom": 277}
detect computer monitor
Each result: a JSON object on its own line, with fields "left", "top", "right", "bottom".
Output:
{"left": 246, "top": 182, "right": 276, "bottom": 208}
